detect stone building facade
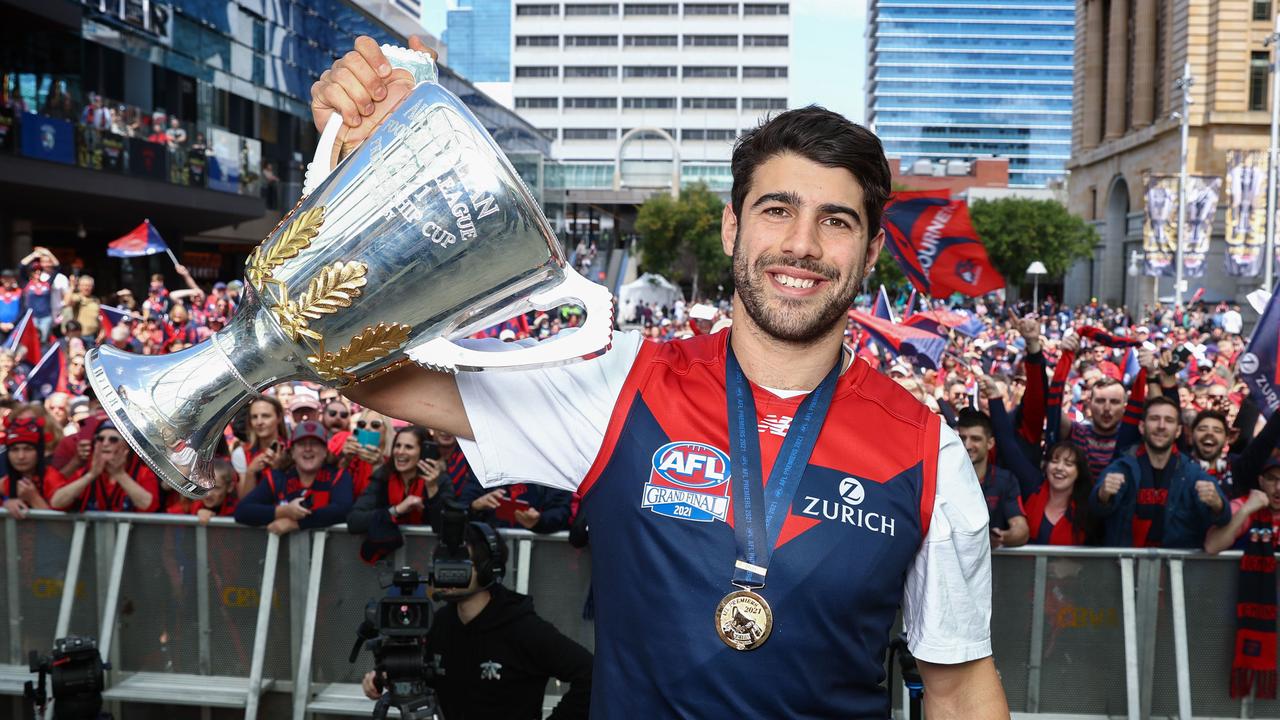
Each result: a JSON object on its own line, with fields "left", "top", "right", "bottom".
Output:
{"left": 1065, "top": 0, "right": 1276, "bottom": 312}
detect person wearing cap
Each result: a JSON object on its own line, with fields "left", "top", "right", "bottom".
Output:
{"left": 289, "top": 395, "right": 321, "bottom": 426}
{"left": 1, "top": 417, "right": 63, "bottom": 519}
{"left": 0, "top": 268, "right": 22, "bottom": 346}
{"left": 234, "top": 420, "right": 353, "bottom": 534}
{"left": 66, "top": 396, "right": 91, "bottom": 433}
{"left": 17, "top": 247, "right": 70, "bottom": 341}
{"left": 49, "top": 420, "right": 159, "bottom": 513}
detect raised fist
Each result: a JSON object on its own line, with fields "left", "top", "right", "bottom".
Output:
{"left": 1099, "top": 472, "right": 1125, "bottom": 503}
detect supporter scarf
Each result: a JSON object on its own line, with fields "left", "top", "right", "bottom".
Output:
{"left": 1076, "top": 326, "right": 1141, "bottom": 348}
{"left": 386, "top": 473, "right": 426, "bottom": 526}
{"left": 1232, "top": 509, "right": 1277, "bottom": 699}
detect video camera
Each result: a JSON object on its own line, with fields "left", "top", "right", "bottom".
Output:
{"left": 429, "top": 499, "right": 477, "bottom": 590}
{"left": 24, "top": 635, "right": 110, "bottom": 720}
{"left": 350, "top": 567, "right": 440, "bottom": 720}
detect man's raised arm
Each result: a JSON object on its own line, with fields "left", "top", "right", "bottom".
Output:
{"left": 343, "top": 366, "right": 473, "bottom": 440}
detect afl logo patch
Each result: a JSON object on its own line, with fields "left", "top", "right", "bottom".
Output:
{"left": 642, "top": 442, "right": 732, "bottom": 523}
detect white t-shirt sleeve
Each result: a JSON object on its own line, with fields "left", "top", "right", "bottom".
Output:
{"left": 454, "top": 331, "right": 645, "bottom": 493}
{"left": 230, "top": 445, "right": 248, "bottom": 475}
{"left": 903, "top": 423, "right": 994, "bottom": 664}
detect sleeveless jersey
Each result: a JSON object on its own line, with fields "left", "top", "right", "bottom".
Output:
{"left": 577, "top": 331, "right": 940, "bottom": 718}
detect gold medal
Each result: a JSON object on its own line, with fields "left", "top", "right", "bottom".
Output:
{"left": 716, "top": 589, "right": 773, "bottom": 651}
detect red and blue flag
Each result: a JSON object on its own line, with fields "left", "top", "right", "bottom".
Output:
{"left": 848, "top": 310, "right": 947, "bottom": 370}
{"left": 108, "top": 219, "right": 170, "bottom": 259}
{"left": 881, "top": 190, "right": 1006, "bottom": 298}
{"left": 15, "top": 344, "right": 66, "bottom": 401}
{"left": 872, "top": 284, "right": 895, "bottom": 322}
{"left": 1242, "top": 291, "right": 1280, "bottom": 418}
{"left": 5, "top": 309, "right": 41, "bottom": 364}
{"left": 99, "top": 306, "right": 133, "bottom": 338}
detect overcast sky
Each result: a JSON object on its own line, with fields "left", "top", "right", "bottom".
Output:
{"left": 422, "top": 0, "right": 868, "bottom": 123}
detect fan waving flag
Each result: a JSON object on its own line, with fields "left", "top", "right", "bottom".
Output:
{"left": 5, "top": 309, "right": 41, "bottom": 364}
{"left": 108, "top": 220, "right": 170, "bottom": 258}
{"left": 881, "top": 190, "right": 1006, "bottom": 298}
{"left": 848, "top": 310, "right": 947, "bottom": 370}
{"left": 14, "top": 344, "right": 66, "bottom": 402}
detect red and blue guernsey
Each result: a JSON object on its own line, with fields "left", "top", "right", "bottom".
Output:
{"left": 457, "top": 330, "right": 993, "bottom": 718}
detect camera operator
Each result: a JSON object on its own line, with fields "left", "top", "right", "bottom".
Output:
{"left": 360, "top": 521, "right": 592, "bottom": 719}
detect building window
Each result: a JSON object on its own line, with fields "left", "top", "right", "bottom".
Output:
{"left": 1251, "top": 51, "right": 1270, "bottom": 111}
{"left": 565, "top": 96, "right": 619, "bottom": 109}
{"left": 565, "top": 65, "right": 619, "bottom": 78}
{"left": 684, "top": 66, "right": 737, "bottom": 79}
{"left": 565, "top": 34, "right": 619, "bottom": 46}
{"left": 625, "top": 35, "right": 679, "bottom": 47}
{"left": 682, "top": 128, "right": 737, "bottom": 141}
{"left": 624, "top": 3, "right": 677, "bottom": 14}
{"left": 685, "top": 34, "right": 738, "bottom": 48}
{"left": 1255, "top": 1, "right": 1272, "bottom": 21}
{"left": 516, "top": 97, "right": 560, "bottom": 109}
{"left": 683, "top": 97, "right": 737, "bottom": 110}
{"left": 742, "top": 97, "right": 787, "bottom": 110}
{"left": 743, "top": 34, "right": 788, "bottom": 47}
{"left": 744, "top": 3, "right": 788, "bottom": 14}
{"left": 623, "top": 97, "right": 676, "bottom": 109}
{"left": 685, "top": 3, "right": 737, "bottom": 15}
{"left": 516, "top": 3, "right": 560, "bottom": 15}
{"left": 565, "top": 3, "right": 619, "bottom": 15}
{"left": 624, "top": 65, "right": 678, "bottom": 78}
{"left": 564, "top": 128, "right": 618, "bottom": 140}
{"left": 743, "top": 66, "right": 787, "bottom": 78}
{"left": 516, "top": 35, "right": 560, "bottom": 47}
{"left": 624, "top": 128, "right": 677, "bottom": 139}
{"left": 516, "top": 66, "right": 560, "bottom": 78}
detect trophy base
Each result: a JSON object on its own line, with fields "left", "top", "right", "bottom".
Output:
{"left": 87, "top": 344, "right": 219, "bottom": 498}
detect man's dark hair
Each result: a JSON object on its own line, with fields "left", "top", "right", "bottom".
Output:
{"left": 1142, "top": 395, "right": 1181, "bottom": 423}
{"left": 955, "top": 408, "right": 994, "bottom": 438}
{"left": 730, "top": 106, "right": 892, "bottom": 235}
{"left": 1191, "top": 409, "right": 1229, "bottom": 432}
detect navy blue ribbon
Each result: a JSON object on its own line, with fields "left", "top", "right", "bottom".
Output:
{"left": 726, "top": 340, "right": 843, "bottom": 589}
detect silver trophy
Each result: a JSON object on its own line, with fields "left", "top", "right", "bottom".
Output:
{"left": 86, "top": 46, "right": 614, "bottom": 498}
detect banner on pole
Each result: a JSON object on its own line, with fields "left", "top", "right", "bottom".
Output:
{"left": 1142, "top": 174, "right": 1179, "bottom": 277}
{"left": 1183, "top": 175, "right": 1221, "bottom": 279}
{"left": 1225, "top": 149, "right": 1267, "bottom": 277}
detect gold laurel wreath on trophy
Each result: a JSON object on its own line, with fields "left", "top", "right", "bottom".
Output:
{"left": 245, "top": 205, "right": 410, "bottom": 385}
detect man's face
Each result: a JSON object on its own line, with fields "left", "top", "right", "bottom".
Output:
{"left": 319, "top": 389, "right": 343, "bottom": 406}
{"left": 1, "top": 274, "right": 15, "bottom": 289}
{"left": 1192, "top": 418, "right": 1227, "bottom": 461}
{"left": 94, "top": 429, "right": 125, "bottom": 464}
{"left": 1091, "top": 346, "right": 1108, "bottom": 363}
{"left": 45, "top": 396, "right": 68, "bottom": 425}
{"left": 322, "top": 402, "right": 349, "bottom": 432}
{"left": 203, "top": 475, "right": 230, "bottom": 508}
{"left": 722, "top": 152, "right": 883, "bottom": 345}
{"left": 949, "top": 383, "right": 969, "bottom": 406}
{"left": 291, "top": 437, "right": 326, "bottom": 474}
{"left": 39, "top": 255, "right": 54, "bottom": 274}
{"left": 292, "top": 407, "right": 316, "bottom": 425}
{"left": 1141, "top": 404, "right": 1180, "bottom": 452}
{"left": 957, "top": 425, "right": 994, "bottom": 466}
{"left": 77, "top": 277, "right": 93, "bottom": 295}
{"left": 1261, "top": 471, "right": 1280, "bottom": 510}
{"left": 433, "top": 429, "right": 457, "bottom": 449}
{"left": 1089, "top": 383, "right": 1126, "bottom": 432}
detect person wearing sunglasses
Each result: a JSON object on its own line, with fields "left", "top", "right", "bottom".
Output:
{"left": 320, "top": 399, "right": 351, "bottom": 436}
{"left": 331, "top": 411, "right": 389, "bottom": 499}
{"left": 49, "top": 420, "right": 158, "bottom": 513}
{"left": 64, "top": 352, "right": 89, "bottom": 397}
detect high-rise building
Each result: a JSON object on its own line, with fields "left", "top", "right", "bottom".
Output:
{"left": 446, "top": 0, "right": 513, "bottom": 82}
{"left": 509, "top": 1, "right": 793, "bottom": 192}
{"left": 1064, "top": 1, "right": 1276, "bottom": 312}
{"left": 866, "top": 0, "right": 1075, "bottom": 189}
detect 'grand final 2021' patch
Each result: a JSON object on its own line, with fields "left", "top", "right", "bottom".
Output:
{"left": 642, "top": 441, "right": 732, "bottom": 523}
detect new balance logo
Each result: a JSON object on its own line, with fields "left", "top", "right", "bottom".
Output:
{"left": 758, "top": 414, "right": 792, "bottom": 437}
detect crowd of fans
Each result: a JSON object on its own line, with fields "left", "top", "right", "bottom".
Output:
{"left": 1, "top": 243, "right": 1277, "bottom": 560}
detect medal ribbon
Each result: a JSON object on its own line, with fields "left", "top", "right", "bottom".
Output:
{"left": 727, "top": 339, "right": 843, "bottom": 589}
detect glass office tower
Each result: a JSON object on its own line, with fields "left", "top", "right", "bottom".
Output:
{"left": 444, "top": 0, "right": 512, "bottom": 82}
{"left": 867, "top": 0, "right": 1074, "bottom": 188}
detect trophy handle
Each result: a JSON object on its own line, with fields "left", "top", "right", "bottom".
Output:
{"left": 303, "top": 44, "right": 437, "bottom": 197}
{"left": 406, "top": 268, "right": 615, "bottom": 373}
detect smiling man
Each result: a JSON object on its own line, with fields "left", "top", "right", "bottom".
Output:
{"left": 316, "top": 37, "right": 1006, "bottom": 719}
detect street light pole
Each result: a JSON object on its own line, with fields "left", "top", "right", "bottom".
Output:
{"left": 1173, "top": 62, "right": 1193, "bottom": 307}
{"left": 1265, "top": 14, "right": 1280, "bottom": 293}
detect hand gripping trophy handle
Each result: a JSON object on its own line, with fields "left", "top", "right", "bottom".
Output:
{"left": 86, "top": 45, "right": 615, "bottom": 498}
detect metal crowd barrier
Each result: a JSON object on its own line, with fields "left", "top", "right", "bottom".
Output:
{"left": 0, "top": 509, "right": 1276, "bottom": 719}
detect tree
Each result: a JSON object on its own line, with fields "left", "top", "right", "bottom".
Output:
{"left": 634, "top": 182, "right": 732, "bottom": 300}
{"left": 968, "top": 197, "right": 1098, "bottom": 294}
